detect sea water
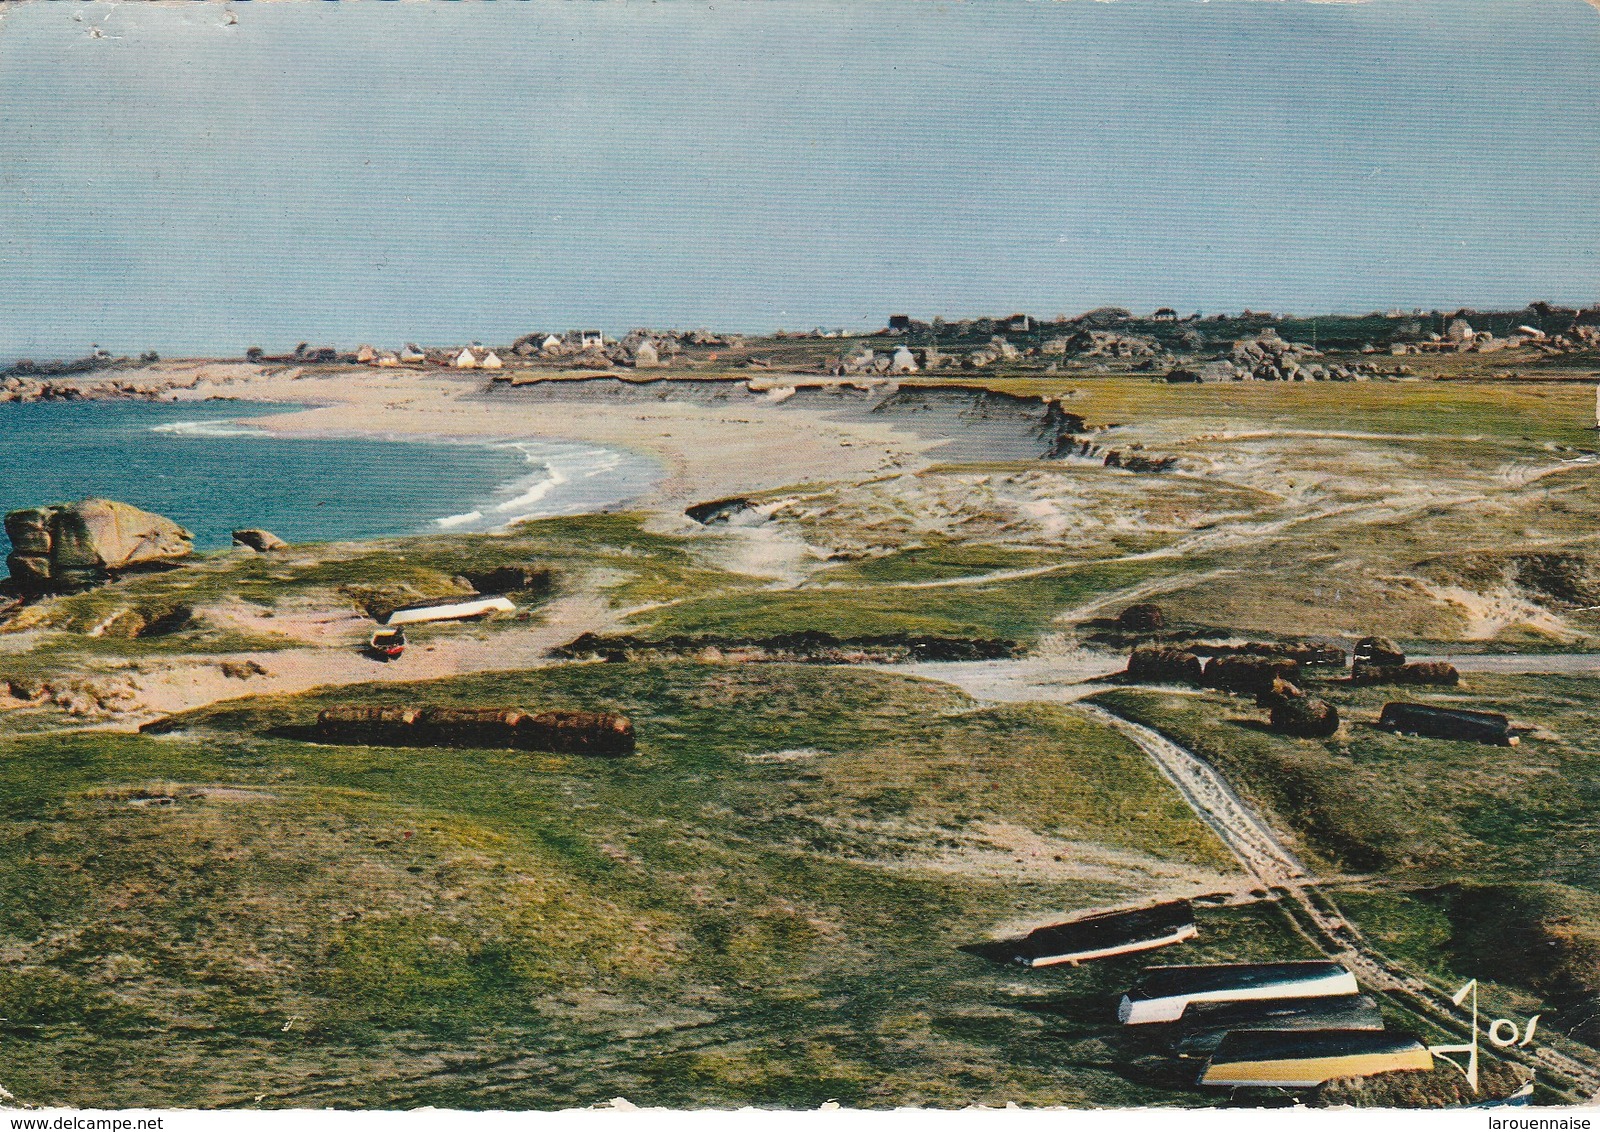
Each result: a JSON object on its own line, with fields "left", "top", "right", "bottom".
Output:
{"left": 0, "top": 400, "right": 659, "bottom": 550}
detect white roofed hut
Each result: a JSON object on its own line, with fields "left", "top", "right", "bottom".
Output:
{"left": 1119, "top": 961, "right": 1359, "bottom": 1025}
{"left": 376, "top": 352, "right": 400, "bottom": 368}
{"left": 354, "top": 344, "right": 377, "bottom": 364}
{"left": 400, "top": 344, "right": 426, "bottom": 363}
{"left": 479, "top": 350, "right": 503, "bottom": 370}
{"left": 453, "top": 348, "right": 479, "bottom": 369}
{"left": 890, "top": 345, "right": 919, "bottom": 374}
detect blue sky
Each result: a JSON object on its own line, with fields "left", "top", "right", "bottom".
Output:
{"left": 0, "top": 0, "right": 1597, "bottom": 356}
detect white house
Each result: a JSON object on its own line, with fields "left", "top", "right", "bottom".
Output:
{"left": 479, "top": 350, "right": 503, "bottom": 370}
{"left": 453, "top": 348, "right": 479, "bottom": 369}
{"left": 400, "top": 344, "right": 426, "bottom": 363}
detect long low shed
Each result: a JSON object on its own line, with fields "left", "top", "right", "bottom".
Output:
{"left": 1377, "top": 702, "right": 1517, "bottom": 746}
{"left": 314, "top": 705, "right": 635, "bottom": 755}
{"left": 1170, "top": 994, "right": 1385, "bottom": 1057}
{"left": 1199, "top": 1029, "right": 1433, "bottom": 1088}
{"left": 1012, "top": 900, "right": 1197, "bottom": 968}
{"left": 1119, "top": 961, "right": 1359, "bottom": 1025}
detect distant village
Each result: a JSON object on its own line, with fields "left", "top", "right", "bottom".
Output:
{"left": 251, "top": 300, "right": 1600, "bottom": 384}
{"left": 3, "top": 301, "right": 1598, "bottom": 401}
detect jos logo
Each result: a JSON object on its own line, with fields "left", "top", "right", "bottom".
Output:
{"left": 1428, "top": 979, "right": 1540, "bottom": 1093}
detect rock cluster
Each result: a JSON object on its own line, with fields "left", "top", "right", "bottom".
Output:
{"left": 1180, "top": 356, "right": 1386, "bottom": 382}
{"left": 555, "top": 630, "right": 1020, "bottom": 665}
{"left": 1061, "top": 330, "right": 1162, "bottom": 359}
{"left": 5, "top": 499, "right": 193, "bottom": 595}
{"left": 232, "top": 529, "right": 288, "bottom": 552}
{"left": 1, "top": 377, "right": 91, "bottom": 403}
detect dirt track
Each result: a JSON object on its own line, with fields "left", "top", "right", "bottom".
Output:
{"left": 1079, "top": 698, "right": 1600, "bottom": 1102}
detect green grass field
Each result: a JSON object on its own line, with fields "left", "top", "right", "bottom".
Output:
{"left": 0, "top": 662, "right": 1246, "bottom": 1108}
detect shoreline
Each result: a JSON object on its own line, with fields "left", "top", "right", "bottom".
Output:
{"left": 35, "top": 362, "right": 950, "bottom": 519}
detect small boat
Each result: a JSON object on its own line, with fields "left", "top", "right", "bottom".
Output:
{"left": 383, "top": 594, "right": 517, "bottom": 626}
{"left": 1011, "top": 900, "right": 1197, "bottom": 969}
{"left": 1170, "top": 994, "right": 1384, "bottom": 1057}
{"left": 367, "top": 628, "right": 406, "bottom": 660}
{"left": 1198, "top": 1029, "right": 1433, "bottom": 1089}
{"left": 1119, "top": 961, "right": 1359, "bottom": 1025}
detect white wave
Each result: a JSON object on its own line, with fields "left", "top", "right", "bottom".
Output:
{"left": 428, "top": 437, "right": 657, "bottom": 531}
{"left": 492, "top": 463, "right": 568, "bottom": 515}
{"left": 150, "top": 419, "right": 271, "bottom": 439}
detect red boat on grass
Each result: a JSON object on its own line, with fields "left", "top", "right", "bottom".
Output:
{"left": 367, "top": 628, "right": 406, "bottom": 661}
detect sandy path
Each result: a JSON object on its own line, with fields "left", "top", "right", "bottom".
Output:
{"left": 117, "top": 592, "right": 620, "bottom": 726}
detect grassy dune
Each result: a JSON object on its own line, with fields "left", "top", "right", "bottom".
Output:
{"left": 639, "top": 557, "right": 1205, "bottom": 641}
{"left": 0, "top": 663, "right": 1242, "bottom": 1108}
{"left": 1089, "top": 675, "right": 1600, "bottom": 1048}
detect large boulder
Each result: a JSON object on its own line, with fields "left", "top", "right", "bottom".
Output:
{"left": 5, "top": 499, "right": 192, "bottom": 594}
{"left": 232, "top": 528, "right": 288, "bottom": 552}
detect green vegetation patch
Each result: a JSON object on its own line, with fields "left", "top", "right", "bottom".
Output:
{"left": 0, "top": 662, "right": 1236, "bottom": 1108}
{"left": 642, "top": 557, "right": 1199, "bottom": 640}
{"left": 1336, "top": 883, "right": 1600, "bottom": 1047}
{"left": 1088, "top": 674, "right": 1600, "bottom": 888}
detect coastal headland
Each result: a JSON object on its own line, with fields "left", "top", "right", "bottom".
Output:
{"left": 1, "top": 318, "right": 1599, "bottom": 1109}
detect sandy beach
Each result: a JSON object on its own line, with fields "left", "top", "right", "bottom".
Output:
{"left": 97, "top": 362, "right": 946, "bottom": 519}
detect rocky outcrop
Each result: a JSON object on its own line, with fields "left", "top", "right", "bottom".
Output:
{"left": 232, "top": 528, "right": 288, "bottom": 552}
{"left": 5, "top": 499, "right": 193, "bottom": 595}
{"left": 453, "top": 564, "right": 554, "bottom": 595}
{"left": 308, "top": 705, "right": 635, "bottom": 756}
{"left": 1352, "top": 636, "right": 1406, "bottom": 677}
